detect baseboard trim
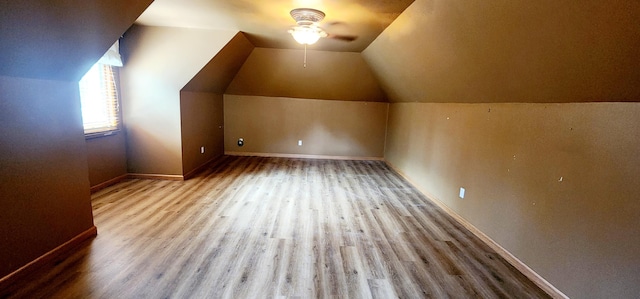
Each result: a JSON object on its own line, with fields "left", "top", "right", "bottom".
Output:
{"left": 127, "top": 173, "right": 184, "bottom": 181}
{"left": 225, "top": 151, "right": 384, "bottom": 161}
{"left": 0, "top": 226, "right": 97, "bottom": 294}
{"left": 90, "top": 174, "right": 128, "bottom": 193}
{"left": 183, "top": 154, "right": 223, "bottom": 180}
{"left": 92, "top": 170, "right": 213, "bottom": 185}
{"left": 91, "top": 173, "right": 185, "bottom": 192}
{"left": 384, "top": 161, "right": 568, "bottom": 299}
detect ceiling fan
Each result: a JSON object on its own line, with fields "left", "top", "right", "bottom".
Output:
{"left": 287, "top": 8, "right": 356, "bottom": 67}
{"left": 287, "top": 8, "right": 357, "bottom": 45}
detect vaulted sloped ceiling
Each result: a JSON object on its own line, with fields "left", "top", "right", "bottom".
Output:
{"left": 0, "top": 0, "right": 153, "bottom": 81}
{"left": 131, "top": 0, "right": 412, "bottom": 102}
{"left": 182, "top": 32, "right": 255, "bottom": 93}
{"left": 226, "top": 48, "right": 387, "bottom": 102}
{"left": 135, "top": 0, "right": 415, "bottom": 52}
{"left": 363, "top": 0, "right": 640, "bottom": 103}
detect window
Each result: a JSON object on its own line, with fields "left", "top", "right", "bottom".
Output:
{"left": 79, "top": 63, "right": 120, "bottom": 136}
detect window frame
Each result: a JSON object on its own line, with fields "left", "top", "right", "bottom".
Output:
{"left": 79, "top": 63, "right": 122, "bottom": 139}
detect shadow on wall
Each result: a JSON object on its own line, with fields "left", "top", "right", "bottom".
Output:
{"left": 125, "top": 125, "right": 183, "bottom": 175}
{"left": 223, "top": 95, "right": 388, "bottom": 158}
{"left": 305, "top": 123, "right": 368, "bottom": 157}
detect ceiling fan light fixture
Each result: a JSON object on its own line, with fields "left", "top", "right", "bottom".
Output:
{"left": 288, "top": 25, "right": 326, "bottom": 45}
{"left": 287, "top": 8, "right": 331, "bottom": 67}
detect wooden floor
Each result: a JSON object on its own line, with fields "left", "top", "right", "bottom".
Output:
{"left": 5, "top": 156, "right": 549, "bottom": 298}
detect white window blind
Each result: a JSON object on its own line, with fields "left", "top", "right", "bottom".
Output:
{"left": 79, "top": 63, "right": 120, "bottom": 135}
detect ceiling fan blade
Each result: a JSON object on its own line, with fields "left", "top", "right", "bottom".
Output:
{"left": 326, "top": 34, "right": 358, "bottom": 42}
{"left": 325, "top": 21, "right": 348, "bottom": 27}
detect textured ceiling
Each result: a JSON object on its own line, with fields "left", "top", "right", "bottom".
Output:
{"left": 135, "top": 0, "right": 415, "bottom": 52}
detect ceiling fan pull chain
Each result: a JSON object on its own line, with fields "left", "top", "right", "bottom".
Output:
{"left": 304, "top": 44, "right": 307, "bottom": 68}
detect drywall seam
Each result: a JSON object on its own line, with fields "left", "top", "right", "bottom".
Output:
{"left": 382, "top": 103, "right": 390, "bottom": 157}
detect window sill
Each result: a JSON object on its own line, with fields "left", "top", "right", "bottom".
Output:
{"left": 85, "top": 129, "right": 121, "bottom": 140}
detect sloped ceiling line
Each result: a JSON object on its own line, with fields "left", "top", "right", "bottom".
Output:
{"left": 181, "top": 32, "right": 255, "bottom": 94}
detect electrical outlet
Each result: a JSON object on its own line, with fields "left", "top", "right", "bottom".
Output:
{"left": 298, "top": 140, "right": 303, "bottom": 146}
{"left": 459, "top": 187, "right": 465, "bottom": 199}
{"left": 200, "top": 146, "right": 205, "bottom": 154}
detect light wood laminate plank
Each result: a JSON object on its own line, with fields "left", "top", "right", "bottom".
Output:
{"left": 2, "top": 156, "right": 551, "bottom": 298}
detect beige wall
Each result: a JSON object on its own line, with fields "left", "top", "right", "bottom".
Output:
{"left": 364, "top": 0, "right": 640, "bottom": 297}
{"left": 120, "top": 25, "right": 238, "bottom": 175}
{"left": 0, "top": 76, "right": 95, "bottom": 278}
{"left": 180, "top": 91, "right": 225, "bottom": 175}
{"left": 86, "top": 134, "right": 128, "bottom": 187}
{"left": 385, "top": 102, "right": 640, "bottom": 298}
{"left": 0, "top": 0, "right": 151, "bottom": 280}
{"left": 226, "top": 48, "right": 387, "bottom": 102}
{"left": 180, "top": 33, "right": 254, "bottom": 176}
{"left": 224, "top": 95, "right": 388, "bottom": 158}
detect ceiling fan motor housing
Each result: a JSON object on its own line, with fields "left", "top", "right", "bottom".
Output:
{"left": 290, "top": 8, "right": 326, "bottom": 26}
